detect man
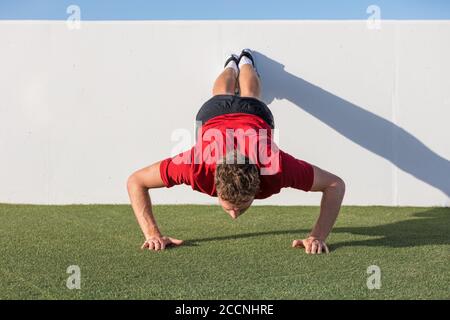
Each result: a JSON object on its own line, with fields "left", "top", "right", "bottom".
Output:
{"left": 127, "top": 49, "right": 345, "bottom": 255}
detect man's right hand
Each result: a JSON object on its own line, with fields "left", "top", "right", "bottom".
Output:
{"left": 141, "top": 236, "right": 184, "bottom": 251}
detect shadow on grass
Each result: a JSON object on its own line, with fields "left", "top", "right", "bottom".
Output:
{"left": 187, "top": 208, "right": 450, "bottom": 251}
{"left": 186, "top": 228, "right": 308, "bottom": 245}
{"left": 331, "top": 208, "right": 450, "bottom": 250}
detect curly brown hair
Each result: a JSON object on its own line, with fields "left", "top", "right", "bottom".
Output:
{"left": 215, "top": 151, "right": 260, "bottom": 204}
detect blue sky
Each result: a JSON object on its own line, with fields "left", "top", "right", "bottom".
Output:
{"left": 0, "top": 0, "right": 449, "bottom": 20}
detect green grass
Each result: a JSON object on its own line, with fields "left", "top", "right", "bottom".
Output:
{"left": 0, "top": 204, "right": 448, "bottom": 300}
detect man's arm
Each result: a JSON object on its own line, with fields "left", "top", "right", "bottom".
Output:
{"left": 127, "top": 161, "right": 184, "bottom": 251}
{"left": 292, "top": 165, "right": 345, "bottom": 254}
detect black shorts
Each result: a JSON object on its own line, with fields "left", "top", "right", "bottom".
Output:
{"left": 195, "top": 94, "right": 275, "bottom": 129}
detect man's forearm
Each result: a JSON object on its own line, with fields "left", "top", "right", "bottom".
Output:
{"left": 128, "top": 184, "right": 162, "bottom": 239}
{"left": 127, "top": 162, "right": 166, "bottom": 239}
{"left": 309, "top": 182, "right": 345, "bottom": 240}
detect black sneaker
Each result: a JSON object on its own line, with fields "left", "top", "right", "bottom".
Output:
{"left": 224, "top": 53, "right": 240, "bottom": 95}
{"left": 239, "top": 48, "right": 260, "bottom": 78}
{"left": 224, "top": 53, "right": 239, "bottom": 69}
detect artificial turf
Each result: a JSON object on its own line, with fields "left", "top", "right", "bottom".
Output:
{"left": 0, "top": 204, "right": 448, "bottom": 300}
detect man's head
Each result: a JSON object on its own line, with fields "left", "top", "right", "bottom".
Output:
{"left": 215, "top": 151, "right": 260, "bottom": 219}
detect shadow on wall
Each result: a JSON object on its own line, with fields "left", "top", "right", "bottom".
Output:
{"left": 254, "top": 52, "right": 450, "bottom": 198}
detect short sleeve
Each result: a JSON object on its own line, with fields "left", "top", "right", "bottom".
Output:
{"left": 280, "top": 150, "right": 314, "bottom": 191}
{"left": 159, "top": 149, "right": 193, "bottom": 188}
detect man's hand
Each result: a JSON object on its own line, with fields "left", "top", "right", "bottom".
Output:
{"left": 141, "top": 236, "right": 184, "bottom": 251}
{"left": 292, "top": 236, "right": 330, "bottom": 254}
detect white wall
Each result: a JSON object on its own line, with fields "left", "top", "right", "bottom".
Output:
{"left": 0, "top": 20, "right": 449, "bottom": 206}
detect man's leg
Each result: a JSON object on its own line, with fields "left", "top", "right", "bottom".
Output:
{"left": 238, "top": 54, "right": 261, "bottom": 99}
{"left": 212, "top": 55, "right": 239, "bottom": 96}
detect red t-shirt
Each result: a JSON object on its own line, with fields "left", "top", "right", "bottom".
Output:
{"left": 159, "top": 113, "right": 314, "bottom": 199}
